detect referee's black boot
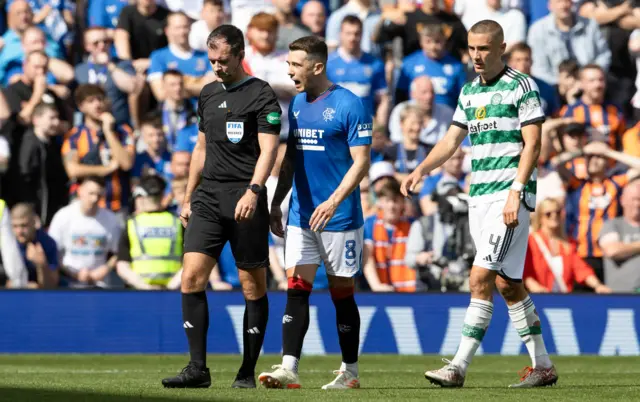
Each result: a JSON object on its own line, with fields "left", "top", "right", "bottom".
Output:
{"left": 231, "top": 374, "right": 256, "bottom": 389}
{"left": 162, "top": 362, "right": 211, "bottom": 388}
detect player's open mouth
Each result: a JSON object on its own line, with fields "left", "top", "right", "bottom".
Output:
{"left": 293, "top": 80, "right": 301, "bottom": 86}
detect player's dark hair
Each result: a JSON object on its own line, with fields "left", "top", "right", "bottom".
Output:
{"left": 163, "top": 69, "right": 184, "bottom": 80}
{"left": 74, "top": 84, "right": 106, "bottom": 106}
{"left": 79, "top": 176, "right": 106, "bottom": 188}
{"left": 419, "top": 22, "right": 445, "bottom": 38}
{"left": 558, "top": 59, "right": 580, "bottom": 78}
{"left": 32, "top": 102, "right": 58, "bottom": 119}
{"left": 506, "top": 42, "right": 531, "bottom": 60}
{"left": 377, "top": 178, "right": 402, "bottom": 200}
{"left": 469, "top": 19, "right": 504, "bottom": 44}
{"left": 207, "top": 24, "right": 245, "bottom": 57}
{"left": 203, "top": 0, "right": 224, "bottom": 7}
{"left": 341, "top": 15, "right": 362, "bottom": 30}
{"left": 289, "top": 35, "right": 328, "bottom": 64}
{"left": 579, "top": 63, "right": 605, "bottom": 77}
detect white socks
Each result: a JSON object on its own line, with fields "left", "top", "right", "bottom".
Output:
{"left": 451, "top": 298, "right": 493, "bottom": 375}
{"left": 282, "top": 355, "right": 299, "bottom": 374}
{"left": 508, "top": 296, "right": 553, "bottom": 369}
{"left": 340, "top": 361, "right": 359, "bottom": 377}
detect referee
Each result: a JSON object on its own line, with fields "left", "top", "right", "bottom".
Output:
{"left": 162, "top": 25, "right": 282, "bottom": 389}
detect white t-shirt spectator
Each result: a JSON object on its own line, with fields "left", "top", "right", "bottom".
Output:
{"left": 456, "top": 0, "right": 526, "bottom": 47}
{"left": 230, "top": 0, "right": 276, "bottom": 34}
{"left": 388, "top": 100, "right": 454, "bottom": 145}
{"left": 189, "top": 19, "right": 211, "bottom": 52}
{"left": 48, "top": 201, "right": 121, "bottom": 273}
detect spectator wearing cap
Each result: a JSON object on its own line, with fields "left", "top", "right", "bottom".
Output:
{"left": 11, "top": 203, "right": 59, "bottom": 288}
{"left": 550, "top": 141, "right": 640, "bottom": 285}
{"left": 524, "top": 197, "right": 612, "bottom": 293}
{"left": 598, "top": 178, "right": 640, "bottom": 292}
{"left": 116, "top": 175, "right": 183, "bottom": 290}
{"left": 17, "top": 102, "right": 68, "bottom": 227}
{"left": 395, "top": 23, "right": 466, "bottom": 110}
{"left": 326, "top": 15, "right": 389, "bottom": 125}
{"left": 560, "top": 64, "right": 629, "bottom": 152}
{"left": 419, "top": 147, "right": 466, "bottom": 216}
{"left": 367, "top": 160, "right": 396, "bottom": 208}
{"left": 300, "top": 0, "right": 327, "bottom": 38}
{"left": 147, "top": 12, "right": 216, "bottom": 102}
{"left": 244, "top": 12, "right": 296, "bottom": 140}
{"left": 527, "top": 0, "right": 611, "bottom": 86}
{"left": 507, "top": 42, "right": 561, "bottom": 117}
{"left": 48, "top": 176, "right": 121, "bottom": 288}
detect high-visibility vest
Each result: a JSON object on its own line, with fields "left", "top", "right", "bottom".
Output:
{"left": 127, "top": 211, "right": 182, "bottom": 286}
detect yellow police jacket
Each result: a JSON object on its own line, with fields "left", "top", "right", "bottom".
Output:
{"left": 128, "top": 211, "right": 182, "bottom": 286}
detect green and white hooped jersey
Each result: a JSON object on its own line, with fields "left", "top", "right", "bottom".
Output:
{"left": 452, "top": 66, "right": 545, "bottom": 207}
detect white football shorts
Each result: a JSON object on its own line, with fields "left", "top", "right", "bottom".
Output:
{"left": 284, "top": 225, "right": 364, "bottom": 277}
{"left": 469, "top": 200, "right": 530, "bottom": 281}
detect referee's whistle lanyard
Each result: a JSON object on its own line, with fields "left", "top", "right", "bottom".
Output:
{"left": 162, "top": 103, "right": 187, "bottom": 147}
{"left": 396, "top": 143, "right": 426, "bottom": 174}
{"left": 87, "top": 62, "right": 108, "bottom": 86}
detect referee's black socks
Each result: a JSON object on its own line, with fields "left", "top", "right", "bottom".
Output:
{"left": 238, "top": 295, "right": 269, "bottom": 378}
{"left": 282, "top": 277, "right": 313, "bottom": 367}
{"left": 182, "top": 291, "right": 209, "bottom": 369}
{"left": 331, "top": 287, "right": 360, "bottom": 365}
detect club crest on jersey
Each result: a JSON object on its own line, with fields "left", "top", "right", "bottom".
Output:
{"left": 323, "top": 108, "right": 336, "bottom": 122}
{"left": 491, "top": 93, "right": 502, "bottom": 105}
{"left": 196, "top": 58, "right": 206, "bottom": 72}
{"left": 226, "top": 121, "right": 244, "bottom": 143}
{"left": 475, "top": 106, "right": 487, "bottom": 120}
{"left": 363, "top": 66, "right": 372, "bottom": 77}
{"left": 443, "top": 64, "right": 453, "bottom": 76}
{"left": 167, "top": 61, "right": 178, "bottom": 70}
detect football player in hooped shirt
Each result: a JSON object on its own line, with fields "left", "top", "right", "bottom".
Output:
{"left": 259, "top": 36, "right": 372, "bottom": 390}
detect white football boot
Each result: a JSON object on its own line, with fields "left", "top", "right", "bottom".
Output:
{"left": 258, "top": 365, "right": 301, "bottom": 389}
{"left": 321, "top": 370, "right": 360, "bottom": 390}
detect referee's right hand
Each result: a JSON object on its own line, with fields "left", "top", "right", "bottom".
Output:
{"left": 270, "top": 205, "right": 285, "bottom": 238}
{"left": 179, "top": 202, "right": 191, "bottom": 228}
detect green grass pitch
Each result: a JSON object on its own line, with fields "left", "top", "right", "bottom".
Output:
{"left": 0, "top": 355, "right": 638, "bottom": 401}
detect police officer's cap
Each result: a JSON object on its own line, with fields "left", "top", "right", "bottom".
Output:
{"left": 133, "top": 174, "right": 167, "bottom": 198}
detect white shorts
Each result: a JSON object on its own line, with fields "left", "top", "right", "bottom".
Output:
{"left": 469, "top": 200, "right": 530, "bottom": 281}
{"left": 284, "top": 226, "right": 364, "bottom": 277}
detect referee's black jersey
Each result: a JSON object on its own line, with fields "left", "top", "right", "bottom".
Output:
{"left": 197, "top": 76, "right": 282, "bottom": 186}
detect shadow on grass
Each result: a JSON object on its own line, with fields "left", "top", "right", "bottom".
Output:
{"left": 0, "top": 387, "right": 225, "bottom": 402}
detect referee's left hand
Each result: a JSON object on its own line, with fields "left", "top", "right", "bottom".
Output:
{"left": 235, "top": 191, "right": 258, "bottom": 222}
{"left": 310, "top": 198, "right": 338, "bottom": 232}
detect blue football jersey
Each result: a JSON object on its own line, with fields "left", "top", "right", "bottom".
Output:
{"left": 326, "top": 51, "right": 387, "bottom": 118}
{"left": 287, "top": 85, "right": 372, "bottom": 232}
{"left": 396, "top": 51, "right": 466, "bottom": 110}
{"left": 147, "top": 46, "right": 210, "bottom": 82}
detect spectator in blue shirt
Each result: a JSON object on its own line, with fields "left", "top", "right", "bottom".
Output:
{"left": 326, "top": 15, "right": 389, "bottom": 124}
{"left": 157, "top": 70, "right": 198, "bottom": 150}
{"left": 75, "top": 27, "right": 138, "bottom": 126}
{"left": 395, "top": 22, "right": 466, "bottom": 110}
{"left": 131, "top": 117, "right": 172, "bottom": 185}
{"left": 507, "top": 42, "right": 561, "bottom": 117}
{"left": 87, "top": 0, "right": 129, "bottom": 34}
{"left": 11, "top": 203, "right": 59, "bottom": 288}
{"left": 147, "top": 12, "right": 215, "bottom": 102}
{"left": 174, "top": 122, "right": 198, "bottom": 153}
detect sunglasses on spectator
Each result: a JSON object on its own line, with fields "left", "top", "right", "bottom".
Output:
{"left": 544, "top": 210, "right": 561, "bottom": 218}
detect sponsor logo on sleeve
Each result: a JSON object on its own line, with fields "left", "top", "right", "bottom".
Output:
{"left": 266, "top": 112, "right": 281, "bottom": 125}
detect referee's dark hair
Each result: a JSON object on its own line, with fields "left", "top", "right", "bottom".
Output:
{"left": 206, "top": 24, "right": 245, "bottom": 57}
{"left": 289, "top": 36, "right": 328, "bottom": 64}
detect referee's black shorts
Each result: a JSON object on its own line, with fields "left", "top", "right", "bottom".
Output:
{"left": 183, "top": 182, "right": 269, "bottom": 269}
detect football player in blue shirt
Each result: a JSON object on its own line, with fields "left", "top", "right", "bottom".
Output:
{"left": 259, "top": 36, "right": 372, "bottom": 390}
{"left": 147, "top": 12, "right": 215, "bottom": 101}
{"left": 395, "top": 23, "right": 467, "bottom": 110}
{"left": 326, "top": 15, "right": 389, "bottom": 124}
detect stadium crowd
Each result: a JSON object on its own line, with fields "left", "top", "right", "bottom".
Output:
{"left": 0, "top": 0, "right": 639, "bottom": 294}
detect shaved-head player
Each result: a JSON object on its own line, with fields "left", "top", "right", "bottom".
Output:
{"left": 402, "top": 20, "right": 558, "bottom": 388}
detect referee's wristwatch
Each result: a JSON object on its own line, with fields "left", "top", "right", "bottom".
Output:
{"left": 248, "top": 183, "right": 263, "bottom": 194}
